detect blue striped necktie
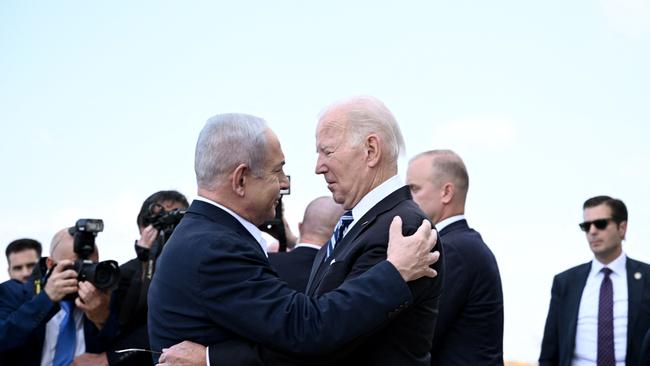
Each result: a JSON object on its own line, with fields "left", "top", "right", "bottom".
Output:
{"left": 53, "top": 300, "right": 76, "bottom": 366}
{"left": 325, "top": 210, "right": 354, "bottom": 259}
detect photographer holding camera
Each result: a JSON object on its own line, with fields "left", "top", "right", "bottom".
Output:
{"left": 0, "top": 225, "right": 119, "bottom": 366}
{"left": 106, "top": 190, "right": 188, "bottom": 366}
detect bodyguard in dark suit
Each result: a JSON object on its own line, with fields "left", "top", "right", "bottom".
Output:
{"left": 540, "top": 196, "right": 650, "bottom": 366}
{"left": 407, "top": 149, "right": 504, "bottom": 366}
{"left": 150, "top": 112, "right": 440, "bottom": 365}
{"left": 0, "top": 228, "right": 117, "bottom": 366}
{"left": 269, "top": 196, "right": 343, "bottom": 292}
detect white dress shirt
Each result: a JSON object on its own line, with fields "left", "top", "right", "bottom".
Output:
{"left": 293, "top": 243, "right": 322, "bottom": 251}
{"left": 435, "top": 214, "right": 465, "bottom": 232}
{"left": 346, "top": 175, "right": 403, "bottom": 236}
{"left": 573, "top": 252, "right": 628, "bottom": 366}
{"left": 40, "top": 305, "right": 86, "bottom": 366}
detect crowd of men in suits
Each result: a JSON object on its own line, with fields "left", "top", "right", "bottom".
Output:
{"left": 1, "top": 95, "right": 648, "bottom": 366}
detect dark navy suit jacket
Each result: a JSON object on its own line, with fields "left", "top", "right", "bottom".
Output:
{"left": 0, "top": 277, "right": 118, "bottom": 366}
{"left": 302, "top": 186, "right": 443, "bottom": 366}
{"left": 539, "top": 257, "right": 650, "bottom": 366}
{"left": 430, "top": 219, "right": 504, "bottom": 366}
{"left": 269, "top": 246, "right": 319, "bottom": 292}
{"left": 147, "top": 200, "right": 413, "bottom": 362}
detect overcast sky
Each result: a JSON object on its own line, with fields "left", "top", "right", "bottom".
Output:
{"left": 2, "top": 1, "right": 650, "bottom": 362}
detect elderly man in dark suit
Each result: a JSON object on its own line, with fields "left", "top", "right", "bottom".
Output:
{"left": 269, "top": 196, "right": 343, "bottom": 292}
{"left": 297, "top": 95, "right": 444, "bottom": 366}
{"left": 407, "top": 149, "right": 504, "bottom": 366}
{"left": 149, "top": 112, "right": 440, "bottom": 365}
{"left": 539, "top": 195, "right": 650, "bottom": 366}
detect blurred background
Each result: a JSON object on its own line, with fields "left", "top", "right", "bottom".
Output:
{"left": 2, "top": 1, "right": 649, "bottom": 363}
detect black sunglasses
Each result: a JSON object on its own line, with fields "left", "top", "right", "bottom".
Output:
{"left": 579, "top": 218, "right": 613, "bottom": 232}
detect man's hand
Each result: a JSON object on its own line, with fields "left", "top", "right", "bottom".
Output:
{"left": 75, "top": 281, "right": 111, "bottom": 329}
{"left": 71, "top": 352, "right": 108, "bottom": 366}
{"left": 137, "top": 224, "right": 158, "bottom": 249}
{"left": 386, "top": 217, "right": 439, "bottom": 282}
{"left": 157, "top": 341, "right": 207, "bottom": 366}
{"left": 43, "top": 259, "right": 79, "bottom": 302}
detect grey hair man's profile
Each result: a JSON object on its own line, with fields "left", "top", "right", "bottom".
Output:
{"left": 148, "top": 111, "right": 439, "bottom": 365}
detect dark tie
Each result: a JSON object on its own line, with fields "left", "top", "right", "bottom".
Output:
{"left": 598, "top": 267, "right": 615, "bottom": 366}
{"left": 325, "top": 210, "right": 354, "bottom": 259}
{"left": 53, "top": 300, "right": 76, "bottom": 366}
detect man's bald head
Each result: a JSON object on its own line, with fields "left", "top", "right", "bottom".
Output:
{"left": 48, "top": 228, "right": 98, "bottom": 266}
{"left": 298, "top": 196, "right": 345, "bottom": 247}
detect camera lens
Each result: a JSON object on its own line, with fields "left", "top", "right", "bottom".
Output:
{"left": 76, "top": 260, "right": 120, "bottom": 290}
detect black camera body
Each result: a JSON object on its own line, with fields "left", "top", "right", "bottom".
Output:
{"left": 67, "top": 218, "right": 120, "bottom": 291}
{"left": 142, "top": 208, "right": 185, "bottom": 239}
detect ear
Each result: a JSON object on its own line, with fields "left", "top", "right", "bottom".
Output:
{"left": 365, "top": 134, "right": 381, "bottom": 168}
{"left": 440, "top": 182, "right": 454, "bottom": 204}
{"left": 46, "top": 257, "right": 55, "bottom": 270}
{"left": 231, "top": 164, "right": 249, "bottom": 197}
{"left": 618, "top": 220, "right": 628, "bottom": 240}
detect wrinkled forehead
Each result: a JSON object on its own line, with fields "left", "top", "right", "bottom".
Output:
{"left": 316, "top": 112, "right": 350, "bottom": 144}
{"left": 264, "top": 128, "right": 285, "bottom": 163}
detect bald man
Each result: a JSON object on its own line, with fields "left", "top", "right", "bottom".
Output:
{"left": 407, "top": 150, "right": 504, "bottom": 366}
{"left": 0, "top": 228, "right": 117, "bottom": 366}
{"left": 269, "top": 196, "right": 345, "bottom": 291}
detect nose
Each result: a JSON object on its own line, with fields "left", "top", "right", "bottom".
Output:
{"left": 315, "top": 155, "right": 326, "bottom": 175}
{"left": 21, "top": 268, "right": 31, "bottom": 280}
{"left": 279, "top": 172, "right": 290, "bottom": 190}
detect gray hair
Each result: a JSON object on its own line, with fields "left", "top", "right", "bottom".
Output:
{"left": 413, "top": 149, "right": 469, "bottom": 196}
{"left": 195, "top": 113, "right": 269, "bottom": 189}
{"left": 319, "top": 96, "right": 405, "bottom": 164}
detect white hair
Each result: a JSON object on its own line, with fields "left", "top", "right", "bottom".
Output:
{"left": 194, "top": 113, "right": 269, "bottom": 189}
{"left": 319, "top": 95, "right": 405, "bottom": 164}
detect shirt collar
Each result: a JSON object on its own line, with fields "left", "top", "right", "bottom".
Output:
{"left": 590, "top": 251, "right": 626, "bottom": 278}
{"left": 435, "top": 214, "right": 465, "bottom": 232}
{"left": 294, "top": 243, "right": 322, "bottom": 251}
{"left": 349, "top": 175, "right": 403, "bottom": 231}
{"left": 195, "top": 196, "right": 267, "bottom": 255}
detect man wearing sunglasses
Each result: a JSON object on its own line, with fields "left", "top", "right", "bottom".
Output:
{"left": 539, "top": 195, "right": 650, "bottom": 366}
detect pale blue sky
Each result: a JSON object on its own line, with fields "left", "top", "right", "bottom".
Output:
{"left": 2, "top": 0, "right": 649, "bottom": 362}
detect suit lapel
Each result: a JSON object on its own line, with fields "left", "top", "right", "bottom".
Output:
{"left": 567, "top": 263, "right": 591, "bottom": 356}
{"left": 626, "top": 258, "right": 643, "bottom": 347}
{"left": 304, "top": 187, "right": 411, "bottom": 295}
{"left": 305, "top": 247, "right": 328, "bottom": 295}
{"left": 188, "top": 200, "right": 268, "bottom": 259}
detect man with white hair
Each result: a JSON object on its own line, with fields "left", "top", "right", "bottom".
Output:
{"left": 296, "top": 95, "right": 443, "bottom": 365}
{"left": 149, "top": 112, "right": 439, "bottom": 365}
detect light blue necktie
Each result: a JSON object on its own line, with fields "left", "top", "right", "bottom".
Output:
{"left": 53, "top": 300, "right": 76, "bottom": 366}
{"left": 325, "top": 210, "right": 354, "bottom": 259}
